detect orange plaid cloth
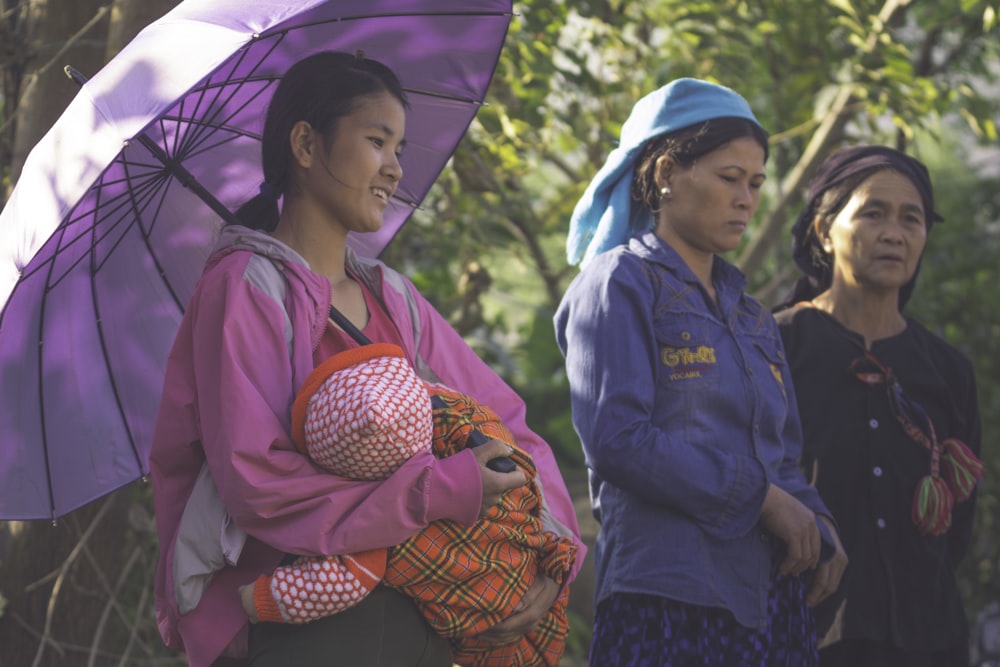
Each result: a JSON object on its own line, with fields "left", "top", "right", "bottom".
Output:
{"left": 385, "top": 385, "right": 578, "bottom": 667}
{"left": 252, "top": 343, "right": 578, "bottom": 667}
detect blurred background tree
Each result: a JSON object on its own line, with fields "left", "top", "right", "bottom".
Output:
{"left": 1, "top": 0, "right": 998, "bottom": 664}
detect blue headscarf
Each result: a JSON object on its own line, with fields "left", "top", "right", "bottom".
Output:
{"left": 566, "top": 78, "right": 761, "bottom": 267}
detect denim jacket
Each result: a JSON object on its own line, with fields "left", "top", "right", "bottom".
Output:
{"left": 554, "top": 232, "right": 831, "bottom": 629}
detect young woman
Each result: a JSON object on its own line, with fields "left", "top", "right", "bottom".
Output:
{"left": 150, "top": 51, "right": 584, "bottom": 667}
{"left": 554, "top": 78, "right": 846, "bottom": 666}
{"left": 774, "top": 145, "right": 982, "bottom": 667}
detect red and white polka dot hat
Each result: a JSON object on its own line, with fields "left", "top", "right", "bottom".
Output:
{"left": 291, "top": 343, "right": 433, "bottom": 480}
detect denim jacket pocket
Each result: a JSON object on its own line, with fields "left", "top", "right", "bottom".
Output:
{"left": 654, "top": 317, "right": 720, "bottom": 391}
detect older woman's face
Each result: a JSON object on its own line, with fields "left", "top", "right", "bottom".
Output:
{"left": 822, "top": 169, "right": 927, "bottom": 296}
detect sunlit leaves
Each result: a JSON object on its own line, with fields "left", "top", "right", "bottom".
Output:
{"left": 385, "top": 7, "right": 1000, "bottom": 639}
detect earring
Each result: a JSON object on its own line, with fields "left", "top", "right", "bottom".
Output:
{"left": 660, "top": 186, "right": 671, "bottom": 196}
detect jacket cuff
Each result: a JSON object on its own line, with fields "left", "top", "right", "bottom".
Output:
{"left": 253, "top": 575, "right": 284, "bottom": 623}
{"left": 816, "top": 514, "right": 837, "bottom": 562}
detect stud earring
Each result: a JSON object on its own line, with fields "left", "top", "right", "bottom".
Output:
{"left": 660, "top": 186, "right": 671, "bottom": 195}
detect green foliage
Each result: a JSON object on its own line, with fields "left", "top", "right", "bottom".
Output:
{"left": 383, "top": 2, "right": 1000, "bottom": 659}
{"left": 905, "top": 125, "right": 1000, "bottom": 614}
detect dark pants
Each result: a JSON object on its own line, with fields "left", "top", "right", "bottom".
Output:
{"left": 248, "top": 585, "right": 453, "bottom": 667}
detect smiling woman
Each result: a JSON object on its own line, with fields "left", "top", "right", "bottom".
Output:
{"left": 148, "top": 51, "right": 585, "bottom": 667}
{"left": 774, "top": 145, "right": 983, "bottom": 667}
{"left": 282, "top": 91, "right": 407, "bottom": 243}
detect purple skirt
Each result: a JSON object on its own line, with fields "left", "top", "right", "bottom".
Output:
{"left": 590, "top": 572, "right": 817, "bottom": 667}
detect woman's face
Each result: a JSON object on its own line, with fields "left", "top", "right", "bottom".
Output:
{"left": 303, "top": 90, "right": 407, "bottom": 235}
{"left": 654, "top": 136, "right": 766, "bottom": 261}
{"left": 821, "top": 169, "right": 927, "bottom": 296}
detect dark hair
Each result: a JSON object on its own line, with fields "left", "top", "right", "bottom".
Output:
{"left": 233, "top": 51, "right": 409, "bottom": 231}
{"left": 632, "top": 117, "right": 769, "bottom": 213}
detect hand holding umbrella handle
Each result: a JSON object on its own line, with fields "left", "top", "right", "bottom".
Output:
{"left": 464, "top": 429, "right": 518, "bottom": 473}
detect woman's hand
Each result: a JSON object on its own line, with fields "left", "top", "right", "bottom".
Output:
{"left": 807, "top": 515, "right": 848, "bottom": 606}
{"left": 473, "top": 439, "right": 528, "bottom": 517}
{"left": 476, "top": 575, "right": 559, "bottom": 644}
{"left": 759, "top": 484, "right": 821, "bottom": 576}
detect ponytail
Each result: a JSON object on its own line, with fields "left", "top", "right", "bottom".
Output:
{"left": 233, "top": 192, "right": 280, "bottom": 231}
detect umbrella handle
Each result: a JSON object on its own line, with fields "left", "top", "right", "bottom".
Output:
{"left": 428, "top": 395, "right": 517, "bottom": 474}
{"left": 465, "top": 429, "right": 518, "bottom": 473}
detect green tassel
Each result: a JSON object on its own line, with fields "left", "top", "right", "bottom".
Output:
{"left": 941, "top": 438, "right": 984, "bottom": 502}
{"left": 911, "top": 475, "right": 954, "bottom": 536}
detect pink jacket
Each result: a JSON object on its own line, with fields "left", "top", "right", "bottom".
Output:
{"left": 150, "top": 227, "right": 584, "bottom": 667}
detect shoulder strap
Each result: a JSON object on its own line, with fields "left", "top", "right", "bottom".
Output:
{"left": 328, "top": 304, "right": 371, "bottom": 346}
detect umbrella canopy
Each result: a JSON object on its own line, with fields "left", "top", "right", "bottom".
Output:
{"left": 0, "top": 0, "right": 513, "bottom": 521}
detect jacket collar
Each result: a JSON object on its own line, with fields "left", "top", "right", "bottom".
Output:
{"left": 630, "top": 231, "right": 747, "bottom": 294}
{"left": 206, "top": 225, "right": 385, "bottom": 292}
{"left": 207, "top": 225, "right": 309, "bottom": 269}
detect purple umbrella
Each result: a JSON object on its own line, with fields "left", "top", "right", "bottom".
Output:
{"left": 0, "top": 0, "right": 513, "bottom": 521}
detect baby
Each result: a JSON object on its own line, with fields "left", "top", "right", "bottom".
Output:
{"left": 239, "top": 343, "right": 577, "bottom": 667}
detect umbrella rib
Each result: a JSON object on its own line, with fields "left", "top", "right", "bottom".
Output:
{"left": 97, "top": 161, "right": 185, "bottom": 314}
{"left": 268, "top": 9, "right": 513, "bottom": 37}
{"left": 10, "top": 48, "right": 490, "bottom": 297}
{"left": 249, "top": 12, "right": 509, "bottom": 105}
{"left": 167, "top": 34, "right": 491, "bottom": 169}
{"left": 172, "top": 39, "right": 281, "bottom": 161}
{"left": 184, "top": 73, "right": 491, "bottom": 107}
{"left": 159, "top": 114, "right": 261, "bottom": 143}
{"left": 389, "top": 193, "right": 421, "bottom": 209}
{"left": 88, "top": 182, "right": 149, "bottom": 481}
{"left": 31, "top": 169, "right": 171, "bottom": 291}
{"left": 5, "top": 174, "right": 162, "bottom": 526}
{"left": 134, "top": 132, "right": 239, "bottom": 225}
{"left": 403, "top": 87, "right": 488, "bottom": 106}
{"left": 62, "top": 157, "right": 183, "bottom": 314}
{"left": 36, "top": 225, "right": 69, "bottom": 522}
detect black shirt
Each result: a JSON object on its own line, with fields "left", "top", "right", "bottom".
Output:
{"left": 775, "top": 304, "right": 980, "bottom": 651}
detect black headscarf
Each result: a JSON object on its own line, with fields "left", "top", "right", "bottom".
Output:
{"left": 780, "top": 145, "right": 943, "bottom": 310}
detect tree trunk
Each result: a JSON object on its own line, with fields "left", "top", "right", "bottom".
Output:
{"left": 0, "top": 488, "right": 167, "bottom": 667}
{"left": 8, "top": 0, "right": 109, "bottom": 183}
{"left": 1, "top": 2, "right": 185, "bottom": 664}
{"left": 105, "top": 0, "right": 181, "bottom": 61}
